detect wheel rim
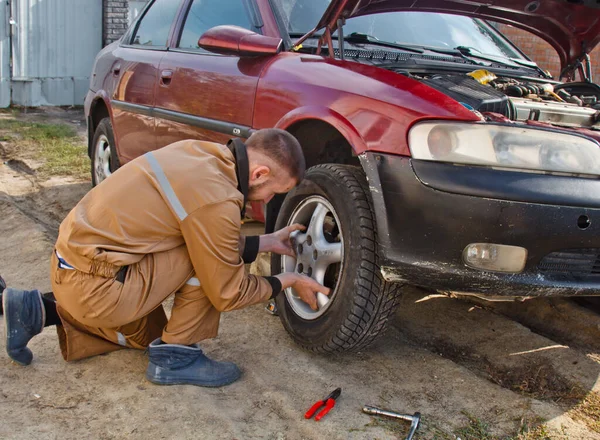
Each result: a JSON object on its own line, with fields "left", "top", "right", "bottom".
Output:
{"left": 281, "top": 196, "right": 344, "bottom": 320}
{"left": 94, "top": 135, "right": 112, "bottom": 183}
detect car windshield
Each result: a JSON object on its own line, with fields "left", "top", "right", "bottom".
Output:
{"left": 276, "top": 0, "right": 525, "bottom": 60}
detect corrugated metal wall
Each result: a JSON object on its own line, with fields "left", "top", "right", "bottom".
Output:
{"left": 10, "top": 0, "right": 102, "bottom": 106}
{"left": 0, "top": 0, "right": 10, "bottom": 107}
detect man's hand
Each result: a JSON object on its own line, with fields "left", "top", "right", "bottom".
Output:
{"left": 260, "top": 224, "right": 306, "bottom": 257}
{"left": 275, "top": 272, "right": 331, "bottom": 311}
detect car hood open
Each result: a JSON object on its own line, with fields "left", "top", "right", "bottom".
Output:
{"left": 309, "top": 0, "right": 600, "bottom": 75}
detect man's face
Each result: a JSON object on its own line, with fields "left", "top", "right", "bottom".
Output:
{"left": 248, "top": 165, "right": 297, "bottom": 204}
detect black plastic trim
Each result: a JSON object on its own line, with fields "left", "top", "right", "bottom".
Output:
{"left": 111, "top": 100, "right": 153, "bottom": 117}
{"left": 412, "top": 160, "right": 600, "bottom": 208}
{"left": 154, "top": 108, "right": 253, "bottom": 138}
{"left": 244, "top": 0, "right": 264, "bottom": 31}
{"left": 359, "top": 152, "right": 600, "bottom": 297}
{"left": 111, "top": 100, "right": 253, "bottom": 138}
{"left": 267, "top": 0, "right": 293, "bottom": 51}
{"left": 86, "top": 115, "right": 93, "bottom": 158}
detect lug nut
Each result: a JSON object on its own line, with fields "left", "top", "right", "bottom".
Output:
{"left": 298, "top": 244, "right": 304, "bottom": 254}
{"left": 297, "top": 263, "right": 304, "bottom": 273}
{"left": 307, "top": 267, "right": 312, "bottom": 277}
{"left": 307, "top": 235, "right": 312, "bottom": 246}
{"left": 313, "top": 249, "right": 318, "bottom": 260}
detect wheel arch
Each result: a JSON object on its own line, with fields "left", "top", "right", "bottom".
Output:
{"left": 264, "top": 107, "right": 369, "bottom": 233}
{"left": 88, "top": 94, "right": 113, "bottom": 157}
{"left": 275, "top": 106, "right": 367, "bottom": 168}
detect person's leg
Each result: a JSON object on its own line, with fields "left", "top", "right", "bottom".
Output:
{"left": 140, "top": 257, "right": 241, "bottom": 387}
{"left": 3, "top": 247, "right": 181, "bottom": 366}
{"left": 161, "top": 278, "right": 221, "bottom": 345}
{"left": 53, "top": 245, "right": 242, "bottom": 387}
{"left": 50, "top": 246, "right": 194, "bottom": 361}
{"left": 7, "top": 246, "right": 242, "bottom": 387}
{"left": 42, "top": 294, "right": 61, "bottom": 326}
{"left": 144, "top": 277, "right": 240, "bottom": 387}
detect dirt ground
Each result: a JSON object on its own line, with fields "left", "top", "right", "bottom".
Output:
{"left": 1, "top": 108, "right": 599, "bottom": 440}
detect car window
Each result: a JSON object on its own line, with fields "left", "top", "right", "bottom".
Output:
{"left": 178, "top": 0, "right": 253, "bottom": 50}
{"left": 275, "top": 0, "right": 524, "bottom": 60}
{"left": 130, "top": 0, "right": 181, "bottom": 47}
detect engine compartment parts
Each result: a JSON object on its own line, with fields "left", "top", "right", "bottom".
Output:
{"left": 508, "top": 97, "right": 600, "bottom": 128}
{"left": 418, "top": 72, "right": 600, "bottom": 130}
{"left": 421, "top": 74, "right": 510, "bottom": 116}
{"left": 467, "top": 69, "right": 497, "bottom": 85}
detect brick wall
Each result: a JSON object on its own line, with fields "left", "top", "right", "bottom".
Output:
{"left": 103, "top": 0, "right": 130, "bottom": 46}
{"left": 498, "top": 24, "right": 600, "bottom": 81}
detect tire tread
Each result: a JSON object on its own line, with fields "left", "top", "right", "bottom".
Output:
{"left": 296, "top": 164, "right": 403, "bottom": 353}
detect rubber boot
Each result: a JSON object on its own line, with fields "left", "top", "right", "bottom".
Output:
{"left": 3, "top": 288, "right": 45, "bottom": 366}
{"left": 145, "top": 338, "right": 241, "bottom": 387}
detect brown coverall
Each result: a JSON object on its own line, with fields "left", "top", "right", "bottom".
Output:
{"left": 50, "top": 140, "right": 274, "bottom": 361}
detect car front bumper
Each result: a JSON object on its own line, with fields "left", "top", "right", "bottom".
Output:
{"left": 360, "top": 152, "right": 600, "bottom": 297}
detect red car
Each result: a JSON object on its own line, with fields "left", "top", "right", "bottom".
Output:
{"left": 85, "top": 0, "right": 600, "bottom": 352}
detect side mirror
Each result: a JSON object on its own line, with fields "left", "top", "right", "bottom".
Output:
{"left": 198, "top": 25, "right": 282, "bottom": 56}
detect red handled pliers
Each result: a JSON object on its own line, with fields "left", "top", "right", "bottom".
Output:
{"left": 304, "top": 388, "right": 341, "bottom": 421}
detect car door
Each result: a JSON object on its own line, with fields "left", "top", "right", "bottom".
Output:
{"left": 110, "top": 0, "right": 183, "bottom": 163}
{"left": 154, "top": 0, "right": 272, "bottom": 147}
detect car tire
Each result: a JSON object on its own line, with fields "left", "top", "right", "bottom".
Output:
{"left": 271, "top": 164, "right": 403, "bottom": 353}
{"left": 91, "top": 117, "right": 120, "bottom": 186}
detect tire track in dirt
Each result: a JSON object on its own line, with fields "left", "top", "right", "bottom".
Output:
{"left": 459, "top": 295, "right": 600, "bottom": 353}
{"left": 393, "top": 286, "right": 600, "bottom": 437}
{"left": 0, "top": 159, "right": 90, "bottom": 241}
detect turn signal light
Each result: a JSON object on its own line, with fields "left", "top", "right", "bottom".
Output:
{"left": 463, "top": 243, "right": 527, "bottom": 273}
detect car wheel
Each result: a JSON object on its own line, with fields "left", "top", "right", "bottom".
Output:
{"left": 272, "top": 164, "right": 403, "bottom": 352}
{"left": 91, "top": 117, "right": 120, "bottom": 186}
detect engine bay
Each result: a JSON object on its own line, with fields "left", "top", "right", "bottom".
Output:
{"left": 413, "top": 70, "right": 600, "bottom": 131}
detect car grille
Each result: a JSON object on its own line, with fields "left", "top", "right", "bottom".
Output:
{"left": 538, "top": 249, "right": 600, "bottom": 281}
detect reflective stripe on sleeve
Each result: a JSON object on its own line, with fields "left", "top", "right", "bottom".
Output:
{"left": 145, "top": 152, "right": 188, "bottom": 221}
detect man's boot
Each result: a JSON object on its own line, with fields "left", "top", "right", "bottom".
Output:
{"left": 146, "top": 338, "right": 242, "bottom": 387}
{"left": 3, "top": 288, "right": 45, "bottom": 366}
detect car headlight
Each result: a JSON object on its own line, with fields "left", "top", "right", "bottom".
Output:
{"left": 408, "top": 122, "right": 600, "bottom": 176}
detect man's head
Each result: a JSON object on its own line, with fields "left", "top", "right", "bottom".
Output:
{"left": 245, "top": 128, "right": 305, "bottom": 203}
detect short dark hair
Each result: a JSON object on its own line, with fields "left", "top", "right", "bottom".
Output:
{"left": 246, "top": 128, "right": 306, "bottom": 181}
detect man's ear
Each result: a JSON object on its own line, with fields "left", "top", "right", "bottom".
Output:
{"left": 250, "top": 165, "right": 271, "bottom": 184}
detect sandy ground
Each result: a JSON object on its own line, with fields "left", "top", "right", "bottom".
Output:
{"left": 1, "top": 108, "right": 599, "bottom": 439}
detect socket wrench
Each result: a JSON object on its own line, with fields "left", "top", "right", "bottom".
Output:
{"left": 362, "top": 405, "right": 421, "bottom": 440}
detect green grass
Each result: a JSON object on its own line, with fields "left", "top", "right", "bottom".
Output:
{"left": 39, "top": 139, "right": 89, "bottom": 178}
{"left": 0, "top": 119, "right": 76, "bottom": 140}
{"left": 455, "top": 413, "right": 495, "bottom": 440}
{"left": 0, "top": 118, "right": 88, "bottom": 179}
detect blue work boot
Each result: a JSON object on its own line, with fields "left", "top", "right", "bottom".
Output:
{"left": 145, "top": 338, "right": 242, "bottom": 387}
{"left": 3, "top": 288, "right": 45, "bottom": 366}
